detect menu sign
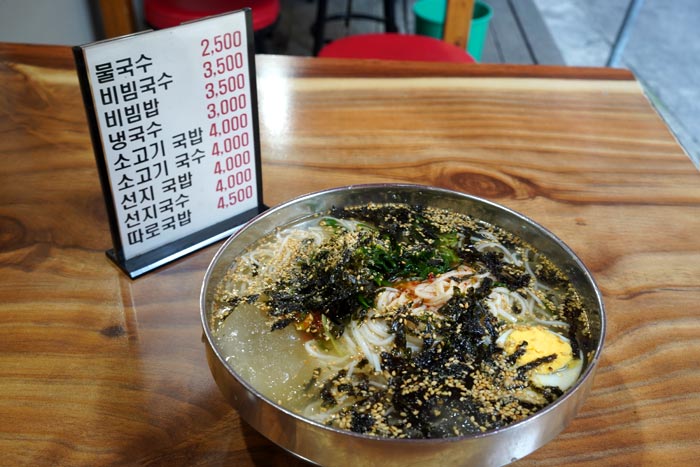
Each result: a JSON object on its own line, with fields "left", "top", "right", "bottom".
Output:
{"left": 74, "top": 9, "right": 265, "bottom": 278}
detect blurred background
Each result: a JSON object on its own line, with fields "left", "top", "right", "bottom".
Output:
{"left": 1, "top": 0, "right": 697, "bottom": 167}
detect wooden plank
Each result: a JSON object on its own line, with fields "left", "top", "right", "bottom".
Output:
{"left": 509, "top": 0, "right": 565, "bottom": 65}
{"left": 98, "top": 0, "right": 136, "bottom": 38}
{"left": 443, "top": 0, "right": 475, "bottom": 49}
{"left": 487, "top": 0, "right": 534, "bottom": 64}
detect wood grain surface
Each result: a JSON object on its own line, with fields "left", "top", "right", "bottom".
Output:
{"left": 1, "top": 43, "right": 699, "bottom": 466}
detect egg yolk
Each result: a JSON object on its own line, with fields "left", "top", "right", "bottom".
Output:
{"left": 502, "top": 326, "right": 573, "bottom": 373}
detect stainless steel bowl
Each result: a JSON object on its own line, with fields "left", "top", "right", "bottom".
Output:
{"left": 200, "top": 184, "right": 605, "bottom": 467}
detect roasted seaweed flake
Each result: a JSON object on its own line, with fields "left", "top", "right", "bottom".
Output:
{"left": 213, "top": 202, "right": 590, "bottom": 439}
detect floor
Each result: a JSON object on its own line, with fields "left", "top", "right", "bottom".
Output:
{"left": 268, "top": 0, "right": 699, "bottom": 169}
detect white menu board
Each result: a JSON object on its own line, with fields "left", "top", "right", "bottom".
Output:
{"left": 74, "top": 9, "right": 265, "bottom": 278}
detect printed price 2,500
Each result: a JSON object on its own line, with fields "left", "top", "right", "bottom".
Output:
{"left": 201, "top": 31, "right": 243, "bottom": 56}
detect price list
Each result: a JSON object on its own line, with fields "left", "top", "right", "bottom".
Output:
{"left": 199, "top": 31, "right": 256, "bottom": 211}
{"left": 75, "top": 9, "right": 263, "bottom": 277}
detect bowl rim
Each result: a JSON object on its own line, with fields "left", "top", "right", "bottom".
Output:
{"left": 200, "top": 182, "right": 606, "bottom": 444}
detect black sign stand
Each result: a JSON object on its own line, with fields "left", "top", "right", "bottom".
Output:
{"left": 74, "top": 9, "right": 266, "bottom": 278}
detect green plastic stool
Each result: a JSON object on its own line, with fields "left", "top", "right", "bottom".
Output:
{"left": 414, "top": 0, "right": 493, "bottom": 62}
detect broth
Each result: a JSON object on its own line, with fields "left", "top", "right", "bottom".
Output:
{"left": 212, "top": 203, "right": 591, "bottom": 438}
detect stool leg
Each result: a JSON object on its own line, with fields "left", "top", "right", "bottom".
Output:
{"left": 384, "top": 0, "right": 398, "bottom": 32}
{"left": 312, "top": 0, "right": 328, "bottom": 55}
{"left": 345, "top": 0, "right": 353, "bottom": 27}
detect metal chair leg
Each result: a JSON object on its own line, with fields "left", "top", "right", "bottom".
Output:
{"left": 384, "top": 0, "right": 398, "bottom": 32}
{"left": 312, "top": 0, "right": 398, "bottom": 56}
{"left": 312, "top": 0, "right": 328, "bottom": 55}
{"left": 606, "top": 0, "right": 645, "bottom": 67}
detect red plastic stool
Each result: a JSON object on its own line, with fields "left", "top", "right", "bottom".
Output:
{"left": 318, "top": 33, "right": 475, "bottom": 63}
{"left": 144, "top": 0, "right": 280, "bottom": 32}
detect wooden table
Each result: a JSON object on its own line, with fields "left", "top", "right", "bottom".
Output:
{"left": 1, "top": 43, "right": 698, "bottom": 466}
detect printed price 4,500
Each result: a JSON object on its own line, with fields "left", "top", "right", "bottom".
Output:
{"left": 217, "top": 184, "right": 253, "bottom": 209}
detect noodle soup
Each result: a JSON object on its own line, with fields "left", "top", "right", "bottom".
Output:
{"left": 211, "top": 202, "right": 591, "bottom": 439}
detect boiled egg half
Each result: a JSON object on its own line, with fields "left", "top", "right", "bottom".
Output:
{"left": 496, "top": 325, "right": 583, "bottom": 391}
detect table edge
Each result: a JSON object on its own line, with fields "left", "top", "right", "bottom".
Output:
{"left": 0, "top": 42, "right": 635, "bottom": 81}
